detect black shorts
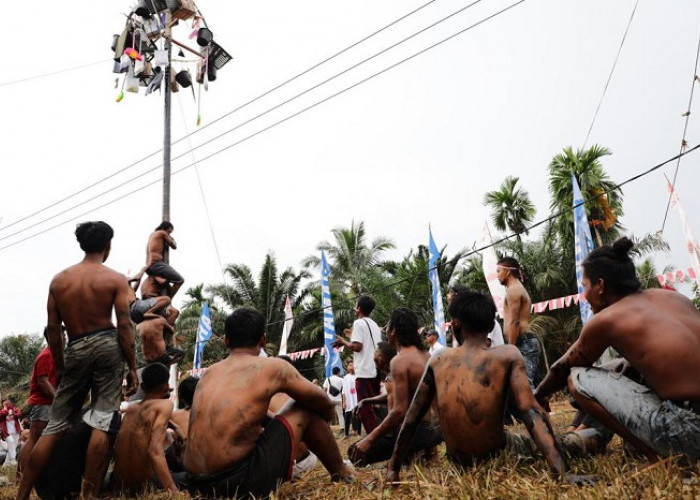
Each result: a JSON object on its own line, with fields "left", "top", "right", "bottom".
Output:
{"left": 348, "top": 422, "right": 442, "bottom": 466}
{"left": 188, "top": 416, "right": 295, "bottom": 499}
{"left": 146, "top": 261, "right": 184, "bottom": 284}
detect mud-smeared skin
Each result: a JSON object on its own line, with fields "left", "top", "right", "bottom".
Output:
{"left": 388, "top": 334, "right": 586, "bottom": 484}
{"left": 536, "top": 288, "right": 700, "bottom": 405}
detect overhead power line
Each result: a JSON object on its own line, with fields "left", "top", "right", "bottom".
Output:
{"left": 0, "top": 0, "right": 440, "bottom": 234}
{"left": 0, "top": 0, "right": 511, "bottom": 245}
{"left": 261, "top": 143, "right": 700, "bottom": 330}
{"left": 582, "top": 0, "right": 640, "bottom": 149}
{"left": 0, "top": 59, "right": 111, "bottom": 88}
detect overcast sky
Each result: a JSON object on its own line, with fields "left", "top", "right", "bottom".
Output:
{"left": 1, "top": 0, "right": 699, "bottom": 337}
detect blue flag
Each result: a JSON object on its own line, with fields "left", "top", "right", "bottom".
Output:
{"left": 428, "top": 229, "right": 447, "bottom": 347}
{"left": 193, "top": 302, "right": 213, "bottom": 371}
{"left": 321, "top": 251, "right": 343, "bottom": 377}
{"left": 572, "top": 175, "right": 595, "bottom": 324}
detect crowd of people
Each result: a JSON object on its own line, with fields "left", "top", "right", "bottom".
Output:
{"left": 4, "top": 221, "right": 699, "bottom": 499}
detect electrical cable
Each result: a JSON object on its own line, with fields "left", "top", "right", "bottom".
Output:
{"left": 0, "top": 59, "right": 111, "bottom": 88}
{"left": 658, "top": 27, "right": 700, "bottom": 234}
{"left": 0, "top": 0, "right": 521, "bottom": 246}
{"left": 0, "top": 0, "right": 440, "bottom": 233}
{"left": 260, "top": 143, "right": 700, "bottom": 330}
{"left": 581, "top": 0, "right": 639, "bottom": 149}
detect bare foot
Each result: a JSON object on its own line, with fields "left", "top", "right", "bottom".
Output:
{"left": 331, "top": 464, "right": 356, "bottom": 483}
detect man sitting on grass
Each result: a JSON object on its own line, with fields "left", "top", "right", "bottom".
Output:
{"left": 112, "top": 363, "right": 180, "bottom": 494}
{"left": 535, "top": 237, "right": 700, "bottom": 463}
{"left": 184, "top": 308, "right": 355, "bottom": 499}
{"left": 387, "top": 289, "right": 593, "bottom": 485}
{"left": 349, "top": 307, "right": 441, "bottom": 466}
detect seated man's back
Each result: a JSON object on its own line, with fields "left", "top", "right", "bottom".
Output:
{"left": 113, "top": 363, "right": 177, "bottom": 494}
{"left": 432, "top": 343, "right": 518, "bottom": 460}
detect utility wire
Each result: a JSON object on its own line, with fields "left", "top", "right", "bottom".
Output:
{"left": 0, "top": 0, "right": 439, "bottom": 233}
{"left": 261, "top": 143, "right": 700, "bottom": 330}
{"left": 659, "top": 26, "right": 700, "bottom": 234}
{"left": 582, "top": 0, "right": 639, "bottom": 149}
{"left": 0, "top": 0, "right": 517, "bottom": 246}
{"left": 0, "top": 59, "right": 111, "bottom": 88}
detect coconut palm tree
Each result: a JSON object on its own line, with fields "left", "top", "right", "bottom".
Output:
{"left": 302, "top": 220, "right": 395, "bottom": 297}
{"left": 207, "top": 253, "right": 311, "bottom": 353}
{"left": 548, "top": 145, "right": 623, "bottom": 247}
{"left": 483, "top": 176, "right": 537, "bottom": 246}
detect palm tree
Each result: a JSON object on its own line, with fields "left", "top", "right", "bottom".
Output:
{"left": 483, "top": 176, "right": 536, "bottom": 249}
{"left": 548, "top": 145, "right": 623, "bottom": 247}
{"left": 176, "top": 284, "right": 227, "bottom": 370}
{"left": 302, "top": 220, "right": 395, "bottom": 297}
{"left": 207, "top": 253, "right": 311, "bottom": 353}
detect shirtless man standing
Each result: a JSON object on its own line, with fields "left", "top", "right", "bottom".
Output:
{"left": 349, "top": 308, "right": 441, "bottom": 466}
{"left": 535, "top": 237, "right": 700, "bottom": 462}
{"left": 145, "top": 221, "right": 184, "bottom": 299}
{"left": 17, "top": 221, "right": 138, "bottom": 500}
{"left": 113, "top": 363, "right": 179, "bottom": 494}
{"left": 386, "top": 289, "right": 591, "bottom": 485}
{"left": 497, "top": 257, "right": 541, "bottom": 389}
{"left": 184, "top": 308, "right": 355, "bottom": 498}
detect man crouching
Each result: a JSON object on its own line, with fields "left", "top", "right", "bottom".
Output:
{"left": 112, "top": 363, "right": 180, "bottom": 494}
{"left": 184, "top": 307, "right": 355, "bottom": 499}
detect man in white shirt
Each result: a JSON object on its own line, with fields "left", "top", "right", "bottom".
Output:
{"left": 332, "top": 295, "right": 382, "bottom": 433}
{"left": 322, "top": 367, "right": 344, "bottom": 427}
{"left": 424, "top": 330, "right": 443, "bottom": 355}
{"left": 341, "top": 363, "right": 360, "bottom": 438}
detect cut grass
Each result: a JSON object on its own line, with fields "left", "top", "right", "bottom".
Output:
{"left": 0, "top": 401, "right": 698, "bottom": 499}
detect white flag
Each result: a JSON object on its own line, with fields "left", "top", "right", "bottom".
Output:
{"left": 278, "top": 296, "right": 293, "bottom": 356}
{"left": 667, "top": 180, "right": 700, "bottom": 291}
{"left": 480, "top": 222, "right": 506, "bottom": 318}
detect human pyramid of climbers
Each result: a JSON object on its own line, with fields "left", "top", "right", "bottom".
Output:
{"left": 12, "top": 220, "right": 700, "bottom": 500}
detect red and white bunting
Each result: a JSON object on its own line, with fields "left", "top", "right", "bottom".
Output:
{"left": 657, "top": 267, "right": 699, "bottom": 286}
{"left": 530, "top": 293, "right": 586, "bottom": 314}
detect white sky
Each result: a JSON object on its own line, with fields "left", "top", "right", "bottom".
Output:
{"left": 1, "top": 0, "right": 700, "bottom": 337}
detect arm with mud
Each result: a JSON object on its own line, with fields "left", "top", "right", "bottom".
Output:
{"left": 386, "top": 363, "right": 436, "bottom": 482}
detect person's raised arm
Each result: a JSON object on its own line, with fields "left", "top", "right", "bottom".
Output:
{"left": 534, "top": 316, "right": 609, "bottom": 405}
{"left": 148, "top": 402, "right": 178, "bottom": 493}
{"left": 46, "top": 284, "right": 65, "bottom": 379}
{"left": 503, "top": 288, "right": 522, "bottom": 345}
{"left": 386, "top": 362, "right": 436, "bottom": 483}
{"left": 161, "top": 231, "right": 177, "bottom": 250}
{"left": 509, "top": 351, "right": 595, "bottom": 485}
{"left": 331, "top": 328, "right": 363, "bottom": 352}
{"left": 115, "top": 276, "right": 138, "bottom": 396}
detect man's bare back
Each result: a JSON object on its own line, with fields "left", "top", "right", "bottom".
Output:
{"left": 137, "top": 317, "right": 173, "bottom": 363}
{"left": 431, "top": 343, "right": 522, "bottom": 459}
{"left": 49, "top": 262, "right": 124, "bottom": 338}
{"left": 563, "top": 289, "right": 700, "bottom": 401}
{"left": 146, "top": 230, "right": 175, "bottom": 267}
{"left": 113, "top": 398, "right": 176, "bottom": 492}
{"left": 184, "top": 354, "right": 332, "bottom": 474}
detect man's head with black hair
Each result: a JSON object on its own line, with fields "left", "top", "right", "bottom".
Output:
{"left": 582, "top": 237, "right": 640, "bottom": 312}
{"left": 448, "top": 289, "right": 496, "bottom": 344}
{"left": 447, "top": 284, "right": 470, "bottom": 306}
{"left": 141, "top": 363, "right": 170, "bottom": 395}
{"left": 373, "top": 341, "right": 397, "bottom": 377}
{"left": 225, "top": 308, "right": 265, "bottom": 349}
{"left": 387, "top": 307, "right": 425, "bottom": 350}
{"left": 332, "top": 366, "right": 341, "bottom": 375}
{"left": 355, "top": 295, "right": 376, "bottom": 317}
{"left": 497, "top": 256, "right": 523, "bottom": 284}
{"left": 177, "top": 376, "right": 199, "bottom": 409}
{"left": 155, "top": 221, "right": 174, "bottom": 232}
{"left": 75, "top": 221, "right": 113, "bottom": 257}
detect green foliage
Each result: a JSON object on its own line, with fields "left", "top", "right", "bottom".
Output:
{"left": 483, "top": 175, "right": 537, "bottom": 243}
{"left": 0, "top": 333, "right": 44, "bottom": 398}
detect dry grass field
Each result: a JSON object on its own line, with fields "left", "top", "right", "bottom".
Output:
{"left": 0, "top": 401, "right": 698, "bottom": 499}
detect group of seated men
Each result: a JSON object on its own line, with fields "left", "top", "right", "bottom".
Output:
{"left": 18, "top": 234, "right": 700, "bottom": 499}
